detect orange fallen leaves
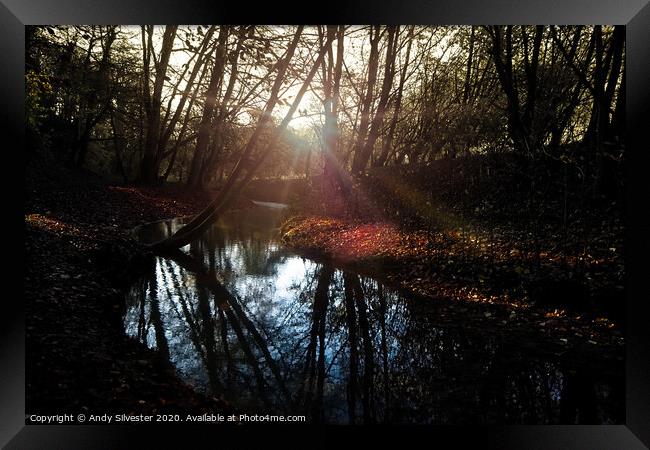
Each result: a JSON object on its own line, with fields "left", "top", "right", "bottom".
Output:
{"left": 281, "top": 214, "right": 623, "bottom": 324}
{"left": 25, "top": 213, "right": 90, "bottom": 239}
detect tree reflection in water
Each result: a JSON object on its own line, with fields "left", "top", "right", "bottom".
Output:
{"left": 124, "top": 208, "right": 622, "bottom": 424}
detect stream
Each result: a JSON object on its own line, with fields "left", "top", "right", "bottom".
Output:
{"left": 124, "top": 205, "right": 623, "bottom": 424}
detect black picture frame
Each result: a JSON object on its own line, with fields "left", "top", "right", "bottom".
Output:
{"left": 6, "top": 0, "right": 649, "bottom": 448}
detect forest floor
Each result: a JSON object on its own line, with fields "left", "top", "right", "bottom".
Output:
{"left": 25, "top": 163, "right": 241, "bottom": 416}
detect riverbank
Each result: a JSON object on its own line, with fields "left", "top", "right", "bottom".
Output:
{"left": 25, "top": 165, "right": 236, "bottom": 415}
{"left": 280, "top": 158, "right": 626, "bottom": 352}
{"left": 281, "top": 215, "right": 624, "bottom": 347}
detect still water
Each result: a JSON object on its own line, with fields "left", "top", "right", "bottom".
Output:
{"left": 124, "top": 206, "right": 622, "bottom": 424}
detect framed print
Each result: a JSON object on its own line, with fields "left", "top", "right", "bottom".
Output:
{"left": 5, "top": 0, "right": 650, "bottom": 447}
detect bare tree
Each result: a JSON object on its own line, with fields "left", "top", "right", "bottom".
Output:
{"left": 139, "top": 25, "right": 178, "bottom": 183}
{"left": 153, "top": 27, "right": 336, "bottom": 250}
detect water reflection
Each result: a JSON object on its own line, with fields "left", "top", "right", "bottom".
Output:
{"left": 125, "top": 207, "right": 622, "bottom": 424}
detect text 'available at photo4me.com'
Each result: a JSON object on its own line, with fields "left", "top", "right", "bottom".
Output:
{"left": 26, "top": 413, "right": 307, "bottom": 424}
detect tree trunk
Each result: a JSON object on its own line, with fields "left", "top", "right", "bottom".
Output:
{"left": 489, "top": 26, "right": 529, "bottom": 153}
{"left": 187, "top": 27, "right": 230, "bottom": 190}
{"left": 197, "top": 27, "right": 249, "bottom": 189}
{"left": 322, "top": 26, "right": 348, "bottom": 198}
{"left": 353, "top": 26, "right": 398, "bottom": 174}
{"left": 463, "top": 26, "right": 475, "bottom": 105}
{"left": 152, "top": 27, "right": 334, "bottom": 250}
{"left": 612, "top": 66, "right": 625, "bottom": 143}
{"left": 375, "top": 26, "right": 413, "bottom": 167}
{"left": 110, "top": 108, "right": 128, "bottom": 182}
{"left": 590, "top": 26, "right": 604, "bottom": 140}
{"left": 603, "top": 25, "right": 625, "bottom": 143}
{"left": 549, "top": 26, "right": 592, "bottom": 149}
{"left": 522, "top": 25, "right": 544, "bottom": 147}
{"left": 74, "top": 27, "right": 117, "bottom": 168}
{"left": 139, "top": 25, "right": 178, "bottom": 184}
{"left": 159, "top": 26, "right": 217, "bottom": 155}
{"left": 350, "top": 26, "right": 382, "bottom": 174}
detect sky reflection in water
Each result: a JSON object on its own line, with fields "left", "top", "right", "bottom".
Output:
{"left": 124, "top": 207, "right": 622, "bottom": 424}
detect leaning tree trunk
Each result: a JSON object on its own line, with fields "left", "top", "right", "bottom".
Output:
{"left": 151, "top": 27, "right": 334, "bottom": 251}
